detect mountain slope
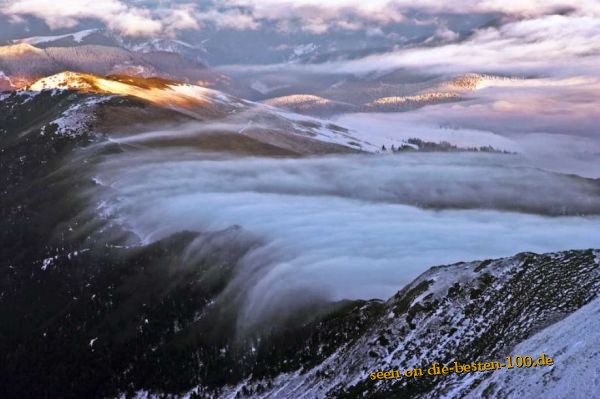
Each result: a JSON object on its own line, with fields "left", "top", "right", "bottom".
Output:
{"left": 0, "top": 43, "right": 220, "bottom": 89}
{"left": 11, "top": 29, "right": 110, "bottom": 47}
{"left": 466, "top": 295, "right": 600, "bottom": 398}
{"left": 263, "top": 94, "right": 357, "bottom": 116}
{"left": 208, "top": 249, "right": 600, "bottom": 399}
{"left": 257, "top": 73, "right": 522, "bottom": 116}
{"left": 3, "top": 72, "right": 369, "bottom": 154}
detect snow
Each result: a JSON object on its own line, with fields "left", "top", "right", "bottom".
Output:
{"left": 13, "top": 29, "right": 99, "bottom": 46}
{"left": 250, "top": 79, "right": 290, "bottom": 95}
{"left": 29, "top": 72, "right": 95, "bottom": 91}
{"left": 41, "top": 257, "right": 54, "bottom": 271}
{"left": 334, "top": 112, "right": 520, "bottom": 152}
{"left": 467, "top": 294, "right": 600, "bottom": 399}
{"left": 128, "top": 38, "right": 198, "bottom": 53}
{"left": 168, "top": 83, "right": 238, "bottom": 106}
{"left": 268, "top": 107, "right": 377, "bottom": 150}
{"left": 48, "top": 96, "right": 110, "bottom": 137}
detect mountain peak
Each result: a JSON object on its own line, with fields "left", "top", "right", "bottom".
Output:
{"left": 28, "top": 72, "right": 244, "bottom": 118}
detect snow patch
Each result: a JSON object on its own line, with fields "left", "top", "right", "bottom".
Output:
{"left": 13, "top": 29, "right": 99, "bottom": 46}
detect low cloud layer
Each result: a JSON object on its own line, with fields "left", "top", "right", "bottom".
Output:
{"left": 220, "top": 14, "right": 600, "bottom": 78}
{"left": 83, "top": 149, "right": 600, "bottom": 330}
{"left": 334, "top": 76, "right": 600, "bottom": 177}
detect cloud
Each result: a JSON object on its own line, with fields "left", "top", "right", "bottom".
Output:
{"left": 0, "top": 0, "right": 197, "bottom": 36}
{"left": 342, "top": 15, "right": 600, "bottom": 75}
{"left": 222, "top": 0, "right": 600, "bottom": 34}
{"left": 193, "top": 8, "right": 259, "bottom": 30}
{"left": 333, "top": 76, "right": 600, "bottom": 177}
{"left": 221, "top": 13, "right": 600, "bottom": 79}
{"left": 84, "top": 149, "right": 600, "bottom": 330}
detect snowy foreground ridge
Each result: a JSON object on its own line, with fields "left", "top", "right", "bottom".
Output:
{"left": 130, "top": 249, "right": 600, "bottom": 399}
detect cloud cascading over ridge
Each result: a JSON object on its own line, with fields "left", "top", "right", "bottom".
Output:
{"left": 84, "top": 150, "right": 600, "bottom": 330}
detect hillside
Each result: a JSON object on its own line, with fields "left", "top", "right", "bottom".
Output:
{"left": 259, "top": 73, "right": 522, "bottom": 116}
{"left": 208, "top": 249, "right": 600, "bottom": 399}
{"left": 0, "top": 43, "right": 221, "bottom": 90}
{"left": 1, "top": 111, "right": 596, "bottom": 396}
{"left": 263, "top": 94, "right": 357, "bottom": 116}
{"left": 2, "top": 73, "right": 369, "bottom": 154}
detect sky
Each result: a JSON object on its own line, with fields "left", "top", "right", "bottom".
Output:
{"left": 3, "top": 0, "right": 600, "bottom": 76}
{"left": 0, "top": 0, "right": 598, "bottom": 36}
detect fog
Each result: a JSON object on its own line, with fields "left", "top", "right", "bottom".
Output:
{"left": 84, "top": 150, "right": 600, "bottom": 331}
{"left": 334, "top": 77, "right": 600, "bottom": 178}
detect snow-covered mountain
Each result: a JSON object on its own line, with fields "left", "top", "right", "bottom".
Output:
{"left": 3, "top": 72, "right": 370, "bottom": 154}
{"left": 12, "top": 29, "right": 209, "bottom": 64}
{"left": 11, "top": 28, "right": 107, "bottom": 47}
{"left": 255, "top": 73, "right": 524, "bottom": 116}
{"left": 263, "top": 94, "right": 357, "bottom": 116}
{"left": 121, "top": 38, "right": 208, "bottom": 64}
{"left": 200, "top": 249, "right": 600, "bottom": 399}
{"left": 0, "top": 42, "right": 221, "bottom": 90}
{"left": 466, "top": 295, "right": 600, "bottom": 398}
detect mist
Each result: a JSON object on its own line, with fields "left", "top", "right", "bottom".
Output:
{"left": 333, "top": 76, "right": 600, "bottom": 178}
{"left": 82, "top": 149, "right": 600, "bottom": 331}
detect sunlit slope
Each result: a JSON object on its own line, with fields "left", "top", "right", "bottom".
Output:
{"left": 29, "top": 71, "right": 244, "bottom": 116}
{"left": 10, "top": 72, "right": 368, "bottom": 154}
{"left": 0, "top": 42, "right": 227, "bottom": 91}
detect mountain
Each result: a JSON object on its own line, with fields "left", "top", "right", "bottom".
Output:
{"left": 364, "top": 92, "right": 462, "bottom": 112}
{"left": 201, "top": 249, "right": 600, "bottom": 399}
{"left": 11, "top": 28, "right": 119, "bottom": 48}
{"left": 1, "top": 134, "right": 597, "bottom": 399}
{"left": 121, "top": 38, "right": 208, "bottom": 64}
{"left": 12, "top": 29, "right": 210, "bottom": 65}
{"left": 2, "top": 72, "right": 369, "bottom": 154}
{"left": 0, "top": 43, "right": 223, "bottom": 91}
{"left": 1, "top": 96, "right": 597, "bottom": 396}
{"left": 253, "top": 73, "right": 521, "bottom": 116}
{"left": 466, "top": 294, "right": 600, "bottom": 398}
{"left": 263, "top": 94, "right": 358, "bottom": 116}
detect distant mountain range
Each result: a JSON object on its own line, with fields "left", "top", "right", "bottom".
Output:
{"left": 0, "top": 40, "right": 225, "bottom": 92}
{"left": 260, "top": 73, "right": 521, "bottom": 115}
{"left": 10, "top": 28, "right": 208, "bottom": 63}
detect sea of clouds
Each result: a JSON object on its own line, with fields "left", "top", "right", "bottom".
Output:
{"left": 85, "top": 150, "right": 600, "bottom": 330}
